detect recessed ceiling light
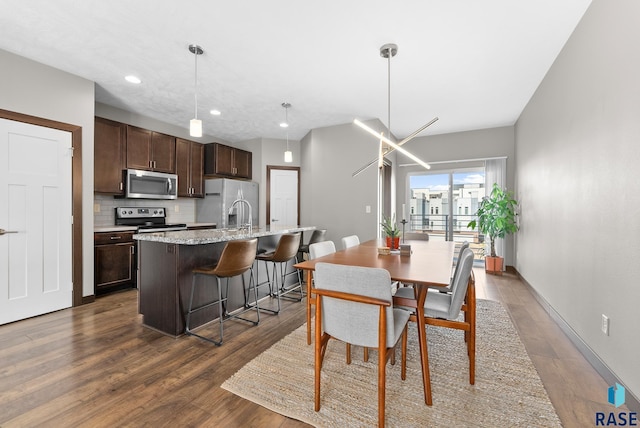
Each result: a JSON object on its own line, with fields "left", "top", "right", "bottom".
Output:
{"left": 210, "top": 109, "right": 221, "bottom": 116}
{"left": 280, "top": 122, "right": 289, "bottom": 128}
{"left": 125, "top": 75, "right": 142, "bottom": 84}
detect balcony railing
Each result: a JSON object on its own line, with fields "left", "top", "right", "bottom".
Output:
{"left": 407, "top": 213, "right": 486, "bottom": 259}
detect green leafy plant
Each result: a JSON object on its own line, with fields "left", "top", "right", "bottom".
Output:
{"left": 380, "top": 214, "right": 400, "bottom": 238}
{"left": 467, "top": 183, "right": 519, "bottom": 258}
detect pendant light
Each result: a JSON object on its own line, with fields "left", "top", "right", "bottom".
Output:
{"left": 189, "top": 44, "right": 204, "bottom": 138}
{"left": 282, "top": 102, "right": 293, "bottom": 163}
{"left": 353, "top": 43, "right": 438, "bottom": 177}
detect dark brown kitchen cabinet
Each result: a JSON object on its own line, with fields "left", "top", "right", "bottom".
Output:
{"left": 94, "top": 117, "right": 126, "bottom": 194}
{"left": 126, "top": 125, "right": 176, "bottom": 173}
{"left": 204, "top": 143, "right": 252, "bottom": 179}
{"left": 176, "top": 138, "right": 204, "bottom": 197}
{"left": 94, "top": 231, "right": 136, "bottom": 295}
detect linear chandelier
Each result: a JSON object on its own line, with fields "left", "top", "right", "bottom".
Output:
{"left": 189, "top": 44, "right": 204, "bottom": 138}
{"left": 353, "top": 43, "right": 438, "bottom": 177}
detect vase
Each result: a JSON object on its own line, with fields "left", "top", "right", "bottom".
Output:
{"left": 386, "top": 236, "right": 400, "bottom": 250}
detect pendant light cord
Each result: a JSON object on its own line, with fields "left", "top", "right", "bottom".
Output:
{"left": 285, "top": 106, "right": 289, "bottom": 150}
{"left": 387, "top": 50, "right": 391, "bottom": 137}
{"left": 194, "top": 50, "right": 199, "bottom": 120}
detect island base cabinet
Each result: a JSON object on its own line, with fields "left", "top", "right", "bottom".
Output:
{"left": 138, "top": 239, "right": 284, "bottom": 336}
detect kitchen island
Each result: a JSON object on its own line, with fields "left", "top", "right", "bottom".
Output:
{"left": 134, "top": 225, "right": 315, "bottom": 336}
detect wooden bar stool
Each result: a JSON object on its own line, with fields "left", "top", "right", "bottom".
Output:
{"left": 253, "top": 232, "right": 302, "bottom": 314}
{"left": 185, "top": 238, "right": 259, "bottom": 346}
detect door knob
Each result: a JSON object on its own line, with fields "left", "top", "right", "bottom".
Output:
{"left": 0, "top": 228, "right": 19, "bottom": 236}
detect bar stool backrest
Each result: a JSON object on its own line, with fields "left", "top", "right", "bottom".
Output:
{"left": 307, "top": 229, "right": 327, "bottom": 246}
{"left": 213, "top": 238, "right": 258, "bottom": 277}
{"left": 272, "top": 233, "right": 302, "bottom": 262}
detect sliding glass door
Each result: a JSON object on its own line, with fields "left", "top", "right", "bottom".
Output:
{"left": 408, "top": 167, "right": 485, "bottom": 243}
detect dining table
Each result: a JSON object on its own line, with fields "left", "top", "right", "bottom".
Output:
{"left": 294, "top": 238, "right": 456, "bottom": 406}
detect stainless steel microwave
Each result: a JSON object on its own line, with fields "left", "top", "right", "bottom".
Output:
{"left": 125, "top": 169, "right": 178, "bottom": 200}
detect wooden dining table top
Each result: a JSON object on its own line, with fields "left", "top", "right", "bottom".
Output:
{"left": 294, "top": 238, "right": 455, "bottom": 288}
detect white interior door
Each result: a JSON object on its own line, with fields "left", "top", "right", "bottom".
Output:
{"left": 0, "top": 118, "right": 73, "bottom": 325}
{"left": 269, "top": 169, "right": 298, "bottom": 226}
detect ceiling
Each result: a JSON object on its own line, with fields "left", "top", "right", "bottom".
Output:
{"left": 0, "top": 0, "right": 592, "bottom": 143}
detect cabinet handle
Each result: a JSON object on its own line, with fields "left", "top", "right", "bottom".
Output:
{"left": 110, "top": 236, "right": 122, "bottom": 240}
{"left": 130, "top": 246, "right": 135, "bottom": 254}
{"left": 119, "top": 182, "right": 123, "bottom": 191}
{"left": 154, "top": 160, "right": 157, "bottom": 169}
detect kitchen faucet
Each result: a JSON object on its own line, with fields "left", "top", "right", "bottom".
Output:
{"left": 229, "top": 198, "right": 252, "bottom": 235}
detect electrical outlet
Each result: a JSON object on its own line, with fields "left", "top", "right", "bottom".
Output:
{"left": 365, "top": 205, "right": 371, "bottom": 213}
{"left": 174, "top": 205, "right": 180, "bottom": 213}
{"left": 602, "top": 314, "right": 609, "bottom": 336}
{"left": 93, "top": 203, "right": 101, "bottom": 213}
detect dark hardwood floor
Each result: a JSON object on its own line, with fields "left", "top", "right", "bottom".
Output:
{"left": 0, "top": 268, "right": 617, "bottom": 427}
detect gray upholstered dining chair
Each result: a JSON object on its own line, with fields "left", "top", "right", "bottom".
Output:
{"left": 403, "top": 231, "right": 430, "bottom": 241}
{"left": 309, "top": 240, "right": 336, "bottom": 260}
{"left": 394, "top": 247, "right": 476, "bottom": 384}
{"left": 340, "top": 234, "right": 360, "bottom": 250}
{"left": 430, "top": 241, "right": 469, "bottom": 293}
{"left": 304, "top": 240, "right": 337, "bottom": 345}
{"left": 313, "top": 262, "right": 411, "bottom": 427}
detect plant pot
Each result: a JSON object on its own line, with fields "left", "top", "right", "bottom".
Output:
{"left": 485, "top": 256, "right": 504, "bottom": 275}
{"left": 386, "top": 236, "right": 400, "bottom": 250}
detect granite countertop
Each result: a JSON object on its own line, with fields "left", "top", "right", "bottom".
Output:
{"left": 133, "top": 225, "right": 316, "bottom": 245}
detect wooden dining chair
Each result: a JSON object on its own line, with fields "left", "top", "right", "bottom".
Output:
{"left": 394, "top": 247, "right": 476, "bottom": 384}
{"left": 340, "top": 234, "right": 360, "bottom": 250}
{"left": 313, "top": 262, "right": 410, "bottom": 427}
{"left": 429, "top": 240, "right": 469, "bottom": 293}
{"left": 305, "top": 241, "right": 337, "bottom": 345}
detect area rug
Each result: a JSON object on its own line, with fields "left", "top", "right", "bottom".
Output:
{"left": 222, "top": 299, "right": 561, "bottom": 427}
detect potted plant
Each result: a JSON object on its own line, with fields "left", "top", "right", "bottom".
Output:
{"left": 381, "top": 214, "right": 401, "bottom": 249}
{"left": 467, "top": 183, "right": 519, "bottom": 275}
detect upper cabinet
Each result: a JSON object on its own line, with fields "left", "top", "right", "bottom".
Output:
{"left": 94, "top": 117, "right": 126, "bottom": 195}
{"left": 204, "top": 143, "right": 252, "bottom": 179}
{"left": 126, "top": 125, "right": 176, "bottom": 174}
{"left": 176, "top": 138, "right": 204, "bottom": 198}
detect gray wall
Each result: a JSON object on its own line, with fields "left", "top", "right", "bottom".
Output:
{"left": 0, "top": 49, "right": 95, "bottom": 298}
{"left": 515, "top": 0, "right": 640, "bottom": 399}
{"left": 300, "top": 121, "right": 384, "bottom": 247}
{"left": 234, "top": 137, "right": 301, "bottom": 227}
{"left": 395, "top": 126, "right": 516, "bottom": 264}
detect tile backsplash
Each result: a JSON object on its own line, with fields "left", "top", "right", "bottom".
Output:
{"left": 94, "top": 195, "right": 197, "bottom": 226}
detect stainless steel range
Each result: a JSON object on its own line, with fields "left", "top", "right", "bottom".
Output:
{"left": 115, "top": 207, "right": 187, "bottom": 232}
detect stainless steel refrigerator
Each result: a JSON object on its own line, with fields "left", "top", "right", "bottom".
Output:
{"left": 196, "top": 178, "right": 259, "bottom": 229}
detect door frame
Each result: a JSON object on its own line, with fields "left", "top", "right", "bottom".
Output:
{"left": 0, "top": 109, "right": 85, "bottom": 306}
{"left": 266, "top": 165, "right": 300, "bottom": 226}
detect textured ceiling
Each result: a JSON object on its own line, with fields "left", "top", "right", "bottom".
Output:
{"left": 0, "top": 0, "right": 591, "bottom": 143}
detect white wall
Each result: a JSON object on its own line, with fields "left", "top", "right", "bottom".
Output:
{"left": 0, "top": 49, "right": 95, "bottom": 298}
{"left": 515, "top": 0, "right": 640, "bottom": 399}
{"left": 300, "top": 120, "right": 383, "bottom": 247}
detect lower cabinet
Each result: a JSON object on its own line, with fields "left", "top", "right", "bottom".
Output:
{"left": 94, "top": 231, "right": 136, "bottom": 295}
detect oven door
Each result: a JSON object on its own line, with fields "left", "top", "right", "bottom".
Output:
{"left": 125, "top": 169, "right": 178, "bottom": 200}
